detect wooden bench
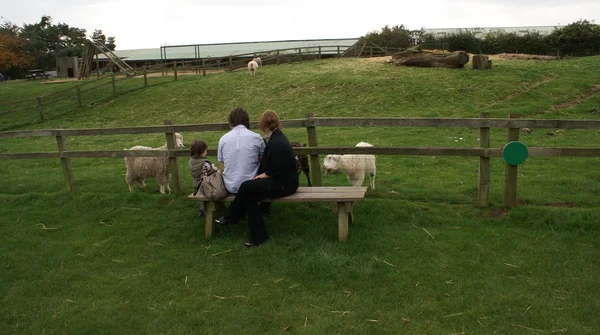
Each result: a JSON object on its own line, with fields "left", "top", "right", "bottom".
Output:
{"left": 188, "top": 186, "right": 367, "bottom": 241}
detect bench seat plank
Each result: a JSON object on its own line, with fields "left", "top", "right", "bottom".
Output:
{"left": 188, "top": 187, "right": 367, "bottom": 202}
{"left": 188, "top": 186, "right": 368, "bottom": 241}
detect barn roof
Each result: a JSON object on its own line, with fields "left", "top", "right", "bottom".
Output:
{"left": 100, "top": 38, "right": 360, "bottom": 61}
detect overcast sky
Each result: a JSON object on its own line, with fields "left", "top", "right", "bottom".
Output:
{"left": 2, "top": 0, "right": 599, "bottom": 50}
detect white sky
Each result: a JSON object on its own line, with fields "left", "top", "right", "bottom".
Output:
{"left": 2, "top": 0, "right": 599, "bottom": 50}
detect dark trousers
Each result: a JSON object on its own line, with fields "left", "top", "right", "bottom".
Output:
{"left": 225, "top": 178, "right": 296, "bottom": 244}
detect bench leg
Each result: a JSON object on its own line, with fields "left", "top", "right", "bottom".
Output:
{"left": 337, "top": 201, "right": 350, "bottom": 241}
{"left": 203, "top": 201, "right": 215, "bottom": 238}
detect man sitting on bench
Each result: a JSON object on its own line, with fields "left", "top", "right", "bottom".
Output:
{"left": 216, "top": 110, "right": 299, "bottom": 248}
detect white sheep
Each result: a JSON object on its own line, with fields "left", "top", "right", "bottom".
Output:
{"left": 252, "top": 57, "right": 262, "bottom": 67}
{"left": 124, "top": 133, "right": 184, "bottom": 194}
{"left": 248, "top": 60, "right": 259, "bottom": 77}
{"left": 323, "top": 142, "right": 376, "bottom": 189}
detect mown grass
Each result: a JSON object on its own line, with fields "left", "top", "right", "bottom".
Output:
{"left": 1, "top": 56, "right": 600, "bottom": 334}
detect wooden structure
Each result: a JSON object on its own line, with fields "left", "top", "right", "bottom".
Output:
{"left": 473, "top": 54, "right": 493, "bottom": 69}
{"left": 2, "top": 116, "right": 600, "bottom": 209}
{"left": 79, "top": 40, "right": 136, "bottom": 80}
{"left": 56, "top": 57, "right": 79, "bottom": 78}
{"left": 393, "top": 49, "right": 470, "bottom": 68}
{"left": 188, "top": 187, "right": 367, "bottom": 241}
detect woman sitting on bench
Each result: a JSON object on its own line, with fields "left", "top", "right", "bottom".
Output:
{"left": 216, "top": 110, "right": 299, "bottom": 247}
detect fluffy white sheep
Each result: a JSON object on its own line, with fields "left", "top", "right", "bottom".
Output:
{"left": 323, "top": 142, "right": 376, "bottom": 189}
{"left": 248, "top": 60, "right": 258, "bottom": 76}
{"left": 252, "top": 57, "right": 262, "bottom": 67}
{"left": 124, "top": 133, "right": 184, "bottom": 194}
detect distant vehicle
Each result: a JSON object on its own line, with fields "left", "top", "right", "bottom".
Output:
{"left": 25, "top": 69, "right": 50, "bottom": 80}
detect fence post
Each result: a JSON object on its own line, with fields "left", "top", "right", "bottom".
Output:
{"left": 36, "top": 97, "right": 45, "bottom": 122}
{"left": 164, "top": 120, "right": 183, "bottom": 195}
{"left": 478, "top": 112, "right": 491, "bottom": 207}
{"left": 504, "top": 113, "right": 521, "bottom": 208}
{"left": 337, "top": 46, "right": 340, "bottom": 57}
{"left": 55, "top": 128, "right": 74, "bottom": 192}
{"left": 299, "top": 48, "right": 302, "bottom": 63}
{"left": 111, "top": 74, "right": 116, "bottom": 96}
{"left": 305, "top": 113, "right": 322, "bottom": 186}
{"left": 369, "top": 46, "right": 373, "bottom": 58}
{"left": 228, "top": 56, "right": 233, "bottom": 72}
{"left": 202, "top": 58, "right": 206, "bottom": 76}
{"left": 75, "top": 85, "right": 82, "bottom": 108}
{"left": 318, "top": 46, "right": 322, "bottom": 60}
{"left": 173, "top": 61, "right": 178, "bottom": 81}
{"left": 276, "top": 50, "right": 280, "bottom": 65}
{"left": 143, "top": 68, "right": 148, "bottom": 87}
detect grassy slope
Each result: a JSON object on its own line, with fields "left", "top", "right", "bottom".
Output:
{"left": 1, "top": 57, "right": 600, "bottom": 334}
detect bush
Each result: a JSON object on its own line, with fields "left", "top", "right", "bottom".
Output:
{"left": 547, "top": 20, "right": 600, "bottom": 56}
{"left": 357, "top": 25, "right": 420, "bottom": 49}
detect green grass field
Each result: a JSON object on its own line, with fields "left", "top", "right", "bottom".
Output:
{"left": 1, "top": 56, "right": 600, "bottom": 334}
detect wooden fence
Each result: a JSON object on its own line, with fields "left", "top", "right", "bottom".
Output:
{"left": 0, "top": 44, "right": 406, "bottom": 121}
{"left": 2, "top": 114, "right": 600, "bottom": 208}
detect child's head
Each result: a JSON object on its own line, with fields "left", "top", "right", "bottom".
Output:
{"left": 190, "top": 139, "right": 208, "bottom": 158}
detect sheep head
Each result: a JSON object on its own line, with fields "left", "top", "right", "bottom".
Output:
{"left": 323, "top": 155, "right": 341, "bottom": 175}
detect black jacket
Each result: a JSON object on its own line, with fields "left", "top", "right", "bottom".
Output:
{"left": 259, "top": 129, "right": 299, "bottom": 190}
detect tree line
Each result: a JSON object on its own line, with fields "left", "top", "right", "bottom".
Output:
{"left": 0, "top": 15, "right": 116, "bottom": 79}
{"left": 358, "top": 19, "right": 600, "bottom": 57}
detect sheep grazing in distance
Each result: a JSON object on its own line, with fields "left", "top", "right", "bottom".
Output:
{"left": 323, "top": 142, "right": 376, "bottom": 190}
{"left": 252, "top": 57, "right": 262, "bottom": 67}
{"left": 124, "top": 133, "right": 184, "bottom": 194}
{"left": 248, "top": 60, "right": 259, "bottom": 76}
{"left": 291, "top": 142, "right": 312, "bottom": 186}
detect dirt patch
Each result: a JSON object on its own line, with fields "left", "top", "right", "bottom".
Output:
{"left": 41, "top": 78, "right": 79, "bottom": 84}
{"left": 543, "top": 84, "right": 600, "bottom": 112}
{"left": 488, "top": 53, "right": 558, "bottom": 61}
{"left": 544, "top": 202, "right": 579, "bottom": 208}
{"left": 488, "top": 208, "right": 507, "bottom": 220}
{"left": 488, "top": 76, "right": 555, "bottom": 107}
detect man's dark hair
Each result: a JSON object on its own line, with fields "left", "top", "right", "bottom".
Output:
{"left": 228, "top": 107, "right": 250, "bottom": 129}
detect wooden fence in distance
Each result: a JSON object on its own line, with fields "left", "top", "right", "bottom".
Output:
{"left": 0, "top": 44, "right": 406, "bottom": 121}
{"left": 2, "top": 114, "right": 600, "bottom": 208}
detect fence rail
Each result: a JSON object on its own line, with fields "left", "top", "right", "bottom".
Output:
{"left": 2, "top": 115, "right": 599, "bottom": 207}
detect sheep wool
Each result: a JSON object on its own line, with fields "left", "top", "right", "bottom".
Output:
{"left": 124, "top": 133, "right": 184, "bottom": 194}
{"left": 323, "top": 142, "right": 376, "bottom": 190}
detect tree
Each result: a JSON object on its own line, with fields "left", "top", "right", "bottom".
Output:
{"left": 91, "top": 29, "right": 116, "bottom": 50}
{"left": 0, "top": 21, "right": 35, "bottom": 77}
{"left": 91, "top": 29, "right": 106, "bottom": 46}
{"left": 19, "top": 15, "right": 87, "bottom": 69}
{"left": 547, "top": 19, "right": 600, "bottom": 55}
{"left": 106, "top": 36, "right": 116, "bottom": 51}
{"left": 358, "top": 25, "right": 416, "bottom": 49}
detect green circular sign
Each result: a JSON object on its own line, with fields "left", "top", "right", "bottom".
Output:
{"left": 503, "top": 141, "right": 528, "bottom": 166}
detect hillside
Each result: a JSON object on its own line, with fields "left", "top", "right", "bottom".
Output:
{"left": 1, "top": 56, "right": 599, "bottom": 334}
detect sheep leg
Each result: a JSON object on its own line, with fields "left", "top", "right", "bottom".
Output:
{"left": 347, "top": 173, "right": 365, "bottom": 187}
{"left": 138, "top": 179, "right": 146, "bottom": 191}
{"left": 303, "top": 168, "right": 312, "bottom": 187}
{"left": 159, "top": 183, "right": 171, "bottom": 194}
{"left": 369, "top": 171, "right": 376, "bottom": 190}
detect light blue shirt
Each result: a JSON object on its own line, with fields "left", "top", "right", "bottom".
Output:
{"left": 217, "top": 125, "right": 265, "bottom": 193}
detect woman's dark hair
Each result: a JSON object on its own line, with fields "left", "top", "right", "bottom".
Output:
{"left": 228, "top": 107, "right": 250, "bottom": 129}
{"left": 259, "top": 110, "right": 281, "bottom": 132}
{"left": 190, "top": 139, "right": 208, "bottom": 158}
